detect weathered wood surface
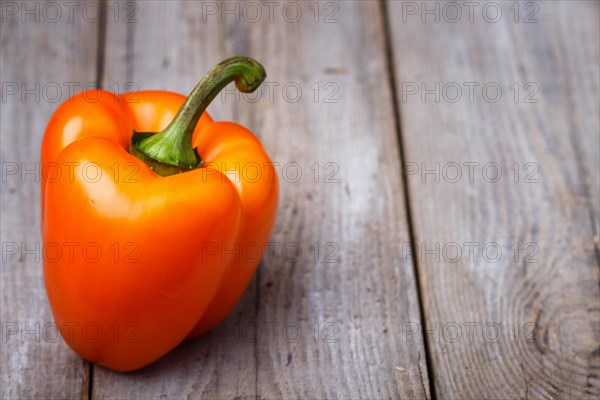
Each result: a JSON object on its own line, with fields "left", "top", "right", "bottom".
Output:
{"left": 386, "top": 1, "right": 600, "bottom": 398}
{"left": 0, "top": 2, "right": 100, "bottom": 398}
{"left": 94, "top": 1, "right": 429, "bottom": 399}
{"left": 2, "top": 0, "right": 599, "bottom": 399}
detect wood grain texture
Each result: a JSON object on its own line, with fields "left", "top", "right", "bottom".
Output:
{"left": 251, "top": 2, "right": 428, "bottom": 399}
{"left": 386, "top": 1, "right": 600, "bottom": 398}
{"left": 0, "top": 3, "right": 100, "bottom": 398}
{"left": 93, "top": 2, "right": 258, "bottom": 399}
{"left": 93, "top": 1, "right": 430, "bottom": 399}
{"left": 8, "top": 0, "right": 596, "bottom": 398}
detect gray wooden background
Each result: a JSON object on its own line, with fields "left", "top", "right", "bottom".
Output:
{"left": 1, "top": 1, "right": 598, "bottom": 399}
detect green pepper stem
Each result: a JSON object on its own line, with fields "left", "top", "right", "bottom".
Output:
{"left": 130, "top": 56, "right": 266, "bottom": 176}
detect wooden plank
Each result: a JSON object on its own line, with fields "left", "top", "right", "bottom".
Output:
{"left": 0, "top": 2, "right": 101, "bottom": 398}
{"left": 94, "top": 1, "right": 430, "bottom": 399}
{"left": 386, "top": 0, "right": 599, "bottom": 398}
{"left": 250, "top": 2, "right": 429, "bottom": 399}
{"left": 93, "top": 2, "right": 259, "bottom": 398}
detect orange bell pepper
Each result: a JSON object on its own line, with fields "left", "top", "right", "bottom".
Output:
{"left": 40, "top": 57, "right": 278, "bottom": 371}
